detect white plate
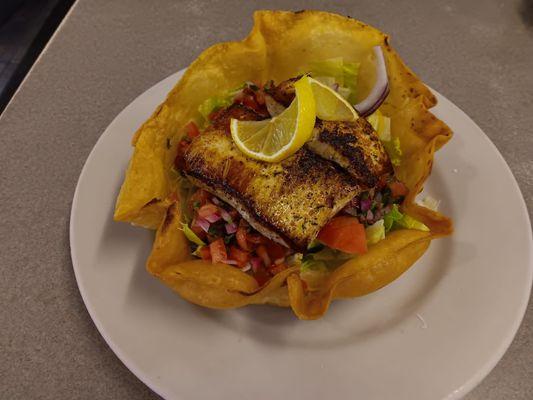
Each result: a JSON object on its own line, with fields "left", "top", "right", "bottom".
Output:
{"left": 70, "top": 70, "right": 533, "bottom": 400}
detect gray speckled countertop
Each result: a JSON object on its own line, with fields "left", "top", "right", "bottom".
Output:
{"left": 1, "top": 0, "right": 532, "bottom": 399}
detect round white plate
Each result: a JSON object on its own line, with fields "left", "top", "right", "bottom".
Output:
{"left": 70, "top": 70, "right": 532, "bottom": 400}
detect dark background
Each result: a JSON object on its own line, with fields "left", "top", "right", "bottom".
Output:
{"left": 0, "top": 0, "right": 74, "bottom": 113}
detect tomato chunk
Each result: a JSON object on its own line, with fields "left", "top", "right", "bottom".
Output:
{"left": 264, "top": 239, "right": 286, "bottom": 260}
{"left": 256, "top": 245, "right": 271, "bottom": 267}
{"left": 317, "top": 216, "right": 367, "bottom": 254}
{"left": 184, "top": 121, "right": 200, "bottom": 138}
{"left": 209, "top": 238, "right": 227, "bottom": 264}
{"left": 390, "top": 181, "right": 408, "bottom": 197}
{"left": 229, "top": 246, "right": 250, "bottom": 268}
{"left": 197, "top": 203, "right": 218, "bottom": 219}
{"left": 199, "top": 246, "right": 211, "bottom": 261}
{"left": 236, "top": 226, "right": 250, "bottom": 251}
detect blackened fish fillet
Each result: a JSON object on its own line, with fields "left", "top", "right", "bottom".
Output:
{"left": 182, "top": 130, "right": 361, "bottom": 251}
{"left": 307, "top": 119, "right": 393, "bottom": 188}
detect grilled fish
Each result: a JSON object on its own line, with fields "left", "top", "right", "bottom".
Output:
{"left": 307, "top": 119, "right": 393, "bottom": 188}
{"left": 266, "top": 78, "right": 392, "bottom": 186}
{"left": 182, "top": 130, "right": 361, "bottom": 251}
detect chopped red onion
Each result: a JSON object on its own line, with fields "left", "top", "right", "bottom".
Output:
{"left": 354, "top": 46, "right": 389, "bottom": 117}
{"left": 264, "top": 94, "right": 286, "bottom": 117}
{"left": 223, "top": 259, "right": 239, "bottom": 265}
{"left": 196, "top": 217, "right": 210, "bottom": 233}
{"left": 219, "top": 208, "right": 232, "bottom": 223}
{"left": 366, "top": 209, "right": 374, "bottom": 220}
{"left": 211, "top": 197, "right": 221, "bottom": 205}
{"left": 361, "top": 198, "right": 372, "bottom": 212}
{"left": 250, "top": 257, "right": 263, "bottom": 273}
{"left": 204, "top": 213, "right": 221, "bottom": 223}
{"left": 225, "top": 222, "right": 238, "bottom": 234}
{"left": 241, "top": 262, "right": 252, "bottom": 272}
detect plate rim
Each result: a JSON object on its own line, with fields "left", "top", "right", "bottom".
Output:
{"left": 69, "top": 69, "right": 533, "bottom": 400}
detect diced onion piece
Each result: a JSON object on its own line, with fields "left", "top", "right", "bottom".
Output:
{"left": 196, "top": 217, "right": 210, "bottom": 233}
{"left": 264, "top": 94, "right": 286, "bottom": 117}
{"left": 204, "top": 213, "right": 221, "bottom": 223}
{"left": 225, "top": 222, "right": 238, "bottom": 234}
{"left": 219, "top": 208, "right": 233, "bottom": 222}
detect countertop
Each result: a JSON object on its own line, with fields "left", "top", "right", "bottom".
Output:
{"left": 1, "top": 0, "right": 531, "bottom": 399}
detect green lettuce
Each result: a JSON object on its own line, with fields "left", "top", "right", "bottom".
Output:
{"left": 383, "top": 204, "right": 429, "bottom": 232}
{"left": 181, "top": 223, "right": 206, "bottom": 246}
{"left": 384, "top": 204, "right": 404, "bottom": 232}
{"left": 198, "top": 96, "right": 233, "bottom": 121}
{"left": 308, "top": 58, "right": 360, "bottom": 103}
{"left": 198, "top": 85, "right": 245, "bottom": 122}
{"left": 365, "top": 219, "right": 385, "bottom": 245}
{"left": 367, "top": 111, "right": 401, "bottom": 166}
{"left": 383, "top": 136, "right": 402, "bottom": 167}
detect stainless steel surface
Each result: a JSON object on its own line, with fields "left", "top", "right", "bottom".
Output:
{"left": 1, "top": 0, "right": 531, "bottom": 398}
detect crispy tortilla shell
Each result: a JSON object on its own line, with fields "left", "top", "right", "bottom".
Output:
{"left": 116, "top": 10, "right": 453, "bottom": 319}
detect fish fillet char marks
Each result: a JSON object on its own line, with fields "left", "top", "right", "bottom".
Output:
{"left": 307, "top": 119, "right": 393, "bottom": 188}
{"left": 265, "top": 78, "right": 393, "bottom": 186}
{"left": 182, "top": 130, "right": 361, "bottom": 251}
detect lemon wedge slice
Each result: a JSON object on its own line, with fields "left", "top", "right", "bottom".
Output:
{"left": 230, "top": 76, "right": 316, "bottom": 163}
{"left": 308, "top": 77, "right": 358, "bottom": 122}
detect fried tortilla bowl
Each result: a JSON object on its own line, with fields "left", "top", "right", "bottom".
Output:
{"left": 114, "top": 10, "right": 453, "bottom": 319}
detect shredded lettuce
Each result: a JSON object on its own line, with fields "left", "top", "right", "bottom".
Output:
{"left": 192, "top": 245, "right": 205, "bottom": 257}
{"left": 300, "top": 258, "right": 329, "bottom": 290}
{"left": 300, "top": 257, "right": 328, "bottom": 272}
{"left": 367, "top": 110, "right": 401, "bottom": 166}
{"left": 181, "top": 223, "right": 206, "bottom": 246}
{"left": 198, "top": 96, "right": 233, "bottom": 121}
{"left": 366, "top": 219, "right": 385, "bottom": 245}
{"left": 197, "top": 85, "right": 245, "bottom": 122}
{"left": 383, "top": 204, "right": 429, "bottom": 232}
{"left": 396, "top": 214, "right": 430, "bottom": 231}
{"left": 308, "top": 58, "right": 360, "bottom": 103}
{"left": 383, "top": 137, "right": 402, "bottom": 167}
{"left": 367, "top": 110, "right": 391, "bottom": 141}
{"left": 383, "top": 204, "right": 404, "bottom": 232}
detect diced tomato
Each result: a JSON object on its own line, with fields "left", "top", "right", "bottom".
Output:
{"left": 197, "top": 203, "right": 218, "bottom": 219}
{"left": 317, "top": 216, "right": 368, "bottom": 255}
{"left": 229, "top": 246, "right": 250, "bottom": 268}
{"left": 256, "top": 245, "right": 271, "bottom": 268}
{"left": 264, "top": 239, "right": 286, "bottom": 260}
{"left": 254, "top": 90, "right": 265, "bottom": 105}
{"left": 199, "top": 246, "right": 211, "bottom": 261}
{"left": 269, "top": 262, "right": 287, "bottom": 275}
{"left": 209, "top": 238, "right": 227, "bottom": 264}
{"left": 189, "top": 189, "right": 210, "bottom": 210}
{"left": 246, "top": 233, "right": 264, "bottom": 244}
{"left": 236, "top": 227, "right": 250, "bottom": 251}
{"left": 253, "top": 267, "right": 271, "bottom": 287}
{"left": 184, "top": 121, "right": 200, "bottom": 139}
{"left": 242, "top": 94, "right": 259, "bottom": 111}
{"left": 174, "top": 140, "right": 190, "bottom": 169}
{"left": 390, "top": 181, "right": 408, "bottom": 197}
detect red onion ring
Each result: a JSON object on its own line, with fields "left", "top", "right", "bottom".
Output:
{"left": 354, "top": 46, "right": 389, "bottom": 117}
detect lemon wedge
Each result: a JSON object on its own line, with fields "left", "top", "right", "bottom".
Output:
{"left": 230, "top": 76, "right": 316, "bottom": 163}
{"left": 308, "top": 77, "right": 358, "bottom": 122}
